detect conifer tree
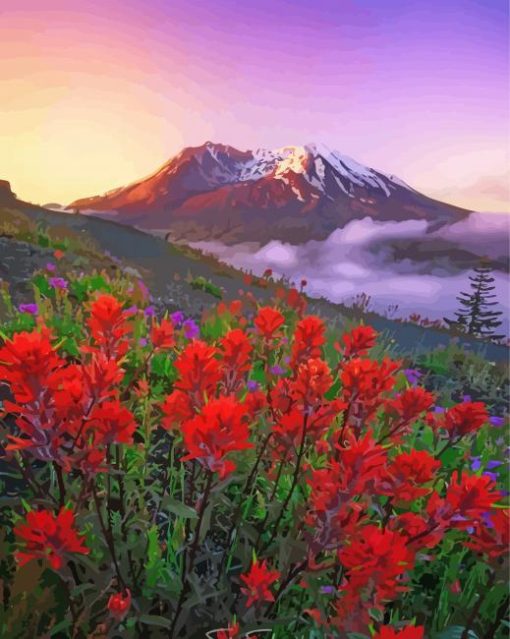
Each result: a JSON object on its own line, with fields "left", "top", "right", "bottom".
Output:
{"left": 445, "top": 260, "right": 505, "bottom": 341}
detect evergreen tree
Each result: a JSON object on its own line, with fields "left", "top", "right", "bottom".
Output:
{"left": 445, "top": 260, "right": 505, "bottom": 341}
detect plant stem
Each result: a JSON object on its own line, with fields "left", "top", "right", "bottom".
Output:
{"left": 53, "top": 462, "right": 66, "bottom": 508}
{"left": 261, "top": 412, "right": 308, "bottom": 552}
{"left": 168, "top": 471, "right": 214, "bottom": 638}
{"left": 91, "top": 481, "right": 125, "bottom": 589}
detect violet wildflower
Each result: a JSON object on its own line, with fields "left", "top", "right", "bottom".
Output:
{"left": 139, "top": 337, "right": 148, "bottom": 347}
{"left": 125, "top": 305, "right": 138, "bottom": 316}
{"left": 482, "top": 471, "right": 498, "bottom": 482}
{"left": 320, "top": 585, "right": 336, "bottom": 595}
{"left": 18, "top": 303, "right": 38, "bottom": 315}
{"left": 486, "top": 460, "right": 503, "bottom": 470}
{"left": 171, "top": 311, "right": 185, "bottom": 327}
{"left": 183, "top": 319, "right": 199, "bottom": 340}
{"left": 434, "top": 406, "right": 445, "bottom": 413}
{"left": 144, "top": 305, "right": 155, "bottom": 317}
{"left": 247, "top": 380, "right": 260, "bottom": 393}
{"left": 270, "top": 365, "right": 285, "bottom": 376}
{"left": 462, "top": 394, "right": 472, "bottom": 403}
{"left": 470, "top": 457, "right": 482, "bottom": 472}
{"left": 46, "top": 262, "right": 56, "bottom": 273}
{"left": 49, "top": 277, "right": 68, "bottom": 290}
{"left": 403, "top": 368, "right": 422, "bottom": 386}
{"left": 489, "top": 416, "right": 504, "bottom": 428}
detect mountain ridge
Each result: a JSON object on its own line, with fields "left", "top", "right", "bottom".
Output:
{"left": 69, "top": 142, "right": 471, "bottom": 244}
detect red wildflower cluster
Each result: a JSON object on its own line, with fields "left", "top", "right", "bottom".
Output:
{"left": 438, "top": 401, "right": 489, "bottom": 438}
{"left": 150, "top": 317, "right": 175, "bottom": 350}
{"left": 340, "top": 357, "right": 399, "bottom": 425}
{"left": 0, "top": 297, "right": 137, "bottom": 474}
{"left": 290, "top": 315, "right": 325, "bottom": 367}
{"left": 86, "top": 294, "right": 132, "bottom": 360}
{"left": 340, "top": 325, "right": 378, "bottom": 359}
{"left": 14, "top": 508, "right": 89, "bottom": 570}
{"left": 339, "top": 525, "right": 415, "bottom": 608}
{"left": 254, "top": 307, "right": 285, "bottom": 340}
{"left": 181, "top": 396, "right": 253, "bottom": 478}
{"left": 240, "top": 559, "right": 281, "bottom": 607}
{"left": 378, "top": 450, "right": 440, "bottom": 503}
{"left": 1, "top": 290, "right": 506, "bottom": 637}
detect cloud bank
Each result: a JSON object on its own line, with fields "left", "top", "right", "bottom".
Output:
{"left": 191, "top": 214, "right": 510, "bottom": 324}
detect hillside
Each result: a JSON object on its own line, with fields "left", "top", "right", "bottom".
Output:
{"left": 1, "top": 194, "right": 507, "bottom": 364}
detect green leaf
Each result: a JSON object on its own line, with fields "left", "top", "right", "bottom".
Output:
{"left": 435, "top": 627, "right": 479, "bottom": 639}
{"left": 162, "top": 496, "right": 198, "bottom": 519}
{"left": 139, "top": 614, "right": 172, "bottom": 629}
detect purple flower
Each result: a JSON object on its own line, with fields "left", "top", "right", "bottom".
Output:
{"left": 319, "top": 585, "right": 336, "bottom": 595}
{"left": 49, "top": 277, "right": 68, "bottom": 290}
{"left": 270, "top": 365, "right": 285, "bottom": 376}
{"left": 247, "top": 380, "right": 260, "bottom": 393}
{"left": 482, "top": 512, "right": 495, "bottom": 529}
{"left": 482, "top": 471, "right": 498, "bottom": 482}
{"left": 489, "top": 416, "right": 504, "bottom": 428}
{"left": 462, "top": 394, "right": 472, "bottom": 403}
{"left": 403, "top": 368, "right": 422, "bottom": 386}
{"left": 18, "top": 303, "right": 38, "bottom": 315}
{"left": 434, "top": 406, "right": 445, "bottom": 414}
{"left": 144, "top": 305, "right": 155, "bottom": 317}
{"left": 139, "top": 337, "right": 148, "bottom": 347}
{"left": 171, "top": 311, "right": 185, "bottom": 327}
{"left": 470, "top": 457, "right": 482, "bottom": 472}
{"left": 138, "top": 279, "right": 150, "bottom": 301}
{"left": 46, "top": 262, "right": 56, "bottom": 273}
{"left": 486, "top": 460, "right": 503, "bottom": 470}
{"left": 125, "top": 305, "right": 138, "bottom": 316}
{"left": 183, "top": 319, "right": 199, "bottom": 340}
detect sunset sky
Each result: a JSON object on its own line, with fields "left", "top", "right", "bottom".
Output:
{"left": 1, "top": 0, "right": 508, "bottom": 211}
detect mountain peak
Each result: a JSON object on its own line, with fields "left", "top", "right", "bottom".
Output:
{"left": 68, "top": 141, "right": 470, "bottom": 243}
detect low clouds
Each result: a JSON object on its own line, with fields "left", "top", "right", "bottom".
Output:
{"left": 191, "top": 214, "right": 510, "bottom": 323}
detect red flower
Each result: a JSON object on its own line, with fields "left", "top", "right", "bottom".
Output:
{"left": 386, "top": 387, "right": 435, "bottom": 426}
{"left": 290, "top": 315, "right": 325, "bottom": 367}
{"left": 390, "top": 512, "right": 443, "bottom": 549}
{"left": 221, "top": 329, "right": 253, "bottom": 383}
{"left": 467, "top": 508, "right": 509, "bottom": 558}
{"left": 292, "top": 358, "right": 333, "bottom": 406}
{"left": 339, "top": 525, "right": 415, "bottom": 604}
{"left": 0, "top": 327, "right": 62, "bottom": 402}
{"left": 88, "top": 400, "right": 137, "bottom": 445}
{"left": 87, "top": 294, "right": 131, "bottom": 359}
{"left": 215, "top": 621, "right": 240, "bottom": 639}
{"left": 107, "top": 588, "right": 132, "bottom": 621}
{"left": 374, "top": 625, "right": 424, "bottom": 639}
{"left": 174, "top": 341, "right": 221, "bottom": 401}
{"left": 379, "top": 450, "right": 440, "bottom": 502}
{"left": 161, "top": 390, "right": 195, "bottom": 430}
{"left": 254, "top": 307, "right": 284, "bottom": 340}
{"left": 240, "top": 559, "right": 280, "bottom": 607}
{"left": 181, "top": 397, "right": 253, "bottom": 478}
{"left": 150, "top": 318, "right": 175, "bottom": 349}
{"left": 443, "top": 401, "right": 488, "bottom": 438}
{"left": 341, "top": 357, "right": 399, "bottom": 422}
{"left": 53, "top": 248, "right": 65, "bottom": 260}
{"left": 14, "top": 508, "right": 89, "bottom": 570}
{"left": 445, "top": 471, "right": 501, "bottom": 524}
{"left": 341, "top": 325, "right": 378, "bottom": 359}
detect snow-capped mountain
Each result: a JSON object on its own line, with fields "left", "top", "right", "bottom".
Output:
{"left": 69, "top": 142, "right": 470, "bottom": 244}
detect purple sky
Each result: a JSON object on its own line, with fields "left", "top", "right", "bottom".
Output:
{"left": 1, "top": 0, "right": 508, "bottom": 209}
